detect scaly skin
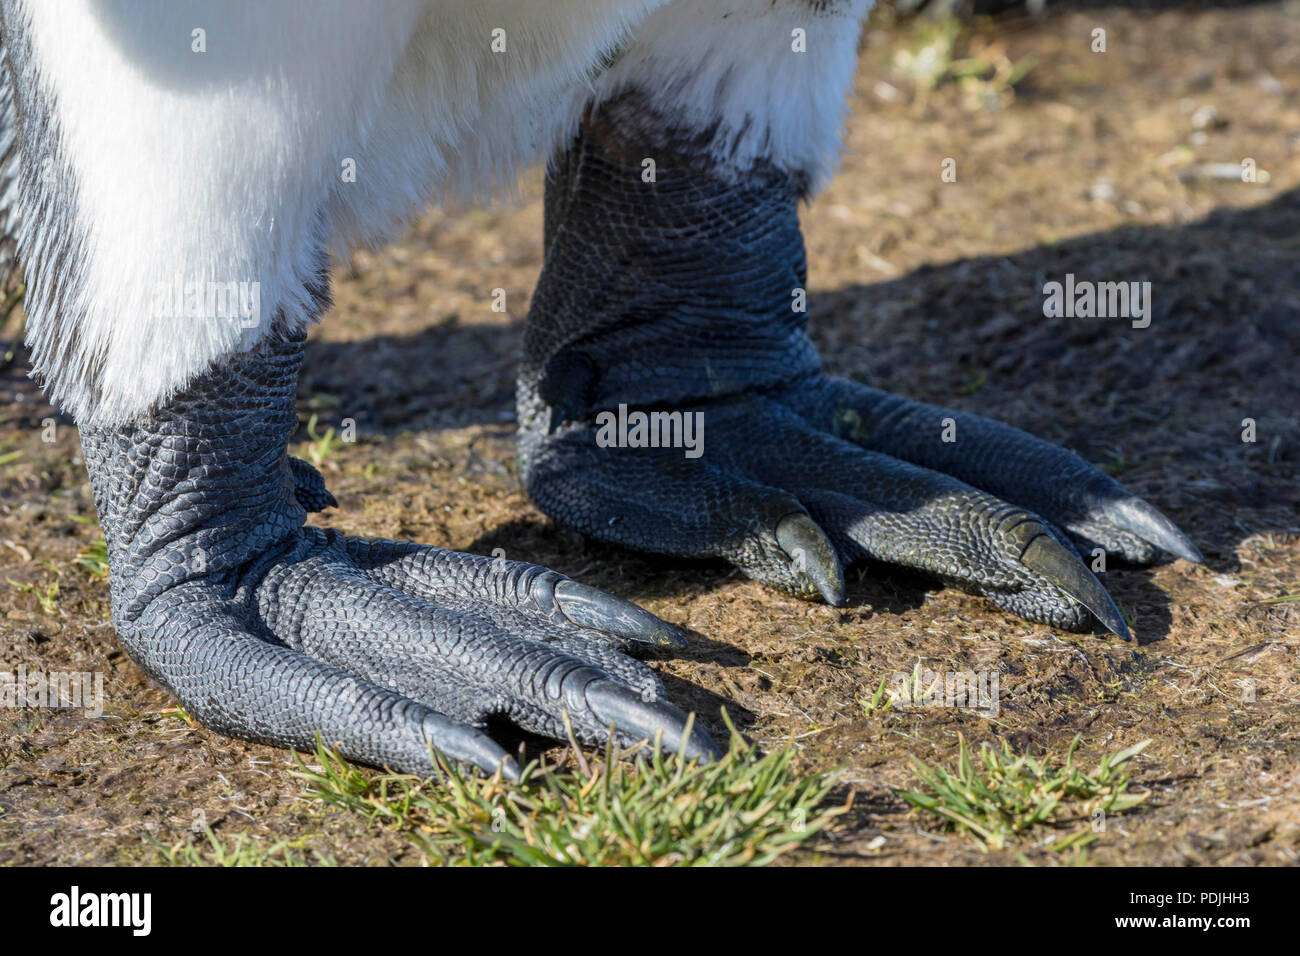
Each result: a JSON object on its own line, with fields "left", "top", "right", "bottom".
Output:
{"left": 80, "top": 327, "right": 718, "bottom": 777}
{"left": 518, "top": 97, "right": 1201, "bottom": 640}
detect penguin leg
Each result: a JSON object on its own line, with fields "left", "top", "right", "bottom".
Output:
{"left": 518, "top": 0, "right": 1201, "bottom": 640}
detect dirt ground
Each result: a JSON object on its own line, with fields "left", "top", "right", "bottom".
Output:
{"left": 2, "top": 4, "right": 1298, "bottom": 866}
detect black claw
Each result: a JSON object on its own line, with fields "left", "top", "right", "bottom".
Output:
{"left": 423, "top": 714, "right": 519, "bottom": 779}
{"left": 1103, "top": 496, "right": 1204, "bottom": 564}
{"left": 775, "top": 512, "right": 845, "bottom": 606}
{"left": 1019, "top": 533, "right": 1132, "bottom": 641}
{"left": 553, "top": 580, "right": 687, "bottom": 647}
{"left": 583, "top": 679, "right": 722, "bottom": 762}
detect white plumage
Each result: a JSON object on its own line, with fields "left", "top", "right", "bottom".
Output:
{"left": 5, "top": 0, "right": 870, "bottom": 425}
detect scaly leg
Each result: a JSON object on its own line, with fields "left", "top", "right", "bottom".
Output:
{"left": 519, "top": 2, "right": 1200, "bottom": 639}
{"left": 82, "top": 328, "right": 717, "bottom": 776}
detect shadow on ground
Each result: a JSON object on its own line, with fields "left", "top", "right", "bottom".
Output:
{"left": 302, "top": 187, "right": 1298, "bottom": 647}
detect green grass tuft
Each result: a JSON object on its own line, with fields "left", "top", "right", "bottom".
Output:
{"left": 302, "top": 413, "right": 342, "bottom": 465}
{"left": 73, "top": 536, "right": 109, "bottom": 579}
{"left": 858, "top": 675, "right": 894, "bottom": 717}
{"left": 896, "top": 733, "right": 1149, "bottom": 852}
{"left": 296, "top": 715, "right": 847, "bottom": 866}
{"left": 150, "top": 827, "right": 335, "bottom": 867}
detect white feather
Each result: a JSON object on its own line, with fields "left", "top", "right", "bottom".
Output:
{"left": 13, "top": 0, "right": 868, "bottom": 425}
{"left": 572, "top": 0, "right": 874, "bottom": 189}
